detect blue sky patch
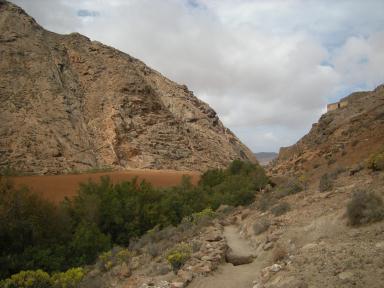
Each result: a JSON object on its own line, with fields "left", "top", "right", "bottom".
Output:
{"left": 77, "top": 9, "right": 99, "bottom": 17}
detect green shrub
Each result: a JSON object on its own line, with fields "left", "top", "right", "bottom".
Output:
{"left": 319, "top": 173, "right": 333, "bottom": 192}
{"left": 190, "top": 208, "right": 215, "bottom": 224}
{"left": 115, "top": 248, "right": 132, "bottom": 264}
{"left": 199, "top": 169, "right": 226, "bottom": 187}
{"left": 347, "top": 190, "right": 384, "bottom": 226}
{"left": 0, "top": 179, "right": 71, "bottom": 279}
{"left": 70, "top": 223, "right": 111, "bottom": 265}
{"left": 1, "top": 270, "right": 52, "bottom": 288}
{"left": 367, "top": 150, "right": 384, "bottom": 171}
{"left": 97, "top": 251, "right": 113, "bottom": 271}
{"left": 0, "top": 160, "right": 268, "bottom": 279}
{"left": 253, "top": 218, "right": 270, "bottom": 235}
{"left": 96, "top": 247, "right": 132, "bottom": 271}
{"left": 166, "top": 243, "right": 192, "bottom": 272}
{"left": 51, "top": 268, "right": 84, "bottom": 288}
{"left": 271, "top": 202, "right": 290, "bottom": 216}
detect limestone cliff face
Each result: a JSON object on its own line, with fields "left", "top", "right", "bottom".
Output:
{"left": 0, "top": 1, "right": 257, "bottom": 174}
{"left": 271, "top": 85, "right": 384, "bottom": 176}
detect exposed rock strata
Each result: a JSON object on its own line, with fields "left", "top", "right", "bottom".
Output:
{"left": 0, "top": 1, "right": 256, "bottom": 174}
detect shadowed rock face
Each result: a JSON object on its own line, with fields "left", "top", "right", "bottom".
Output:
{"left": 0, "top": 1, "right": 257, "bottom": 174}
{"left": 271, "top": 85, "right": 384, "bottom": 177}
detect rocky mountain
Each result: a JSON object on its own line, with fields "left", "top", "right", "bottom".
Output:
{"left": 0, "top": 1, "right": 256, "bottom": 175}
{"left": 270, "top": 85, "right": 384, "bottom": 177}
{"left": 254, "top": 152, "right": 278, "bottom": 166}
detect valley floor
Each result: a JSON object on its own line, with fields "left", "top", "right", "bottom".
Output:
{"left": 9, "top": 169, "right": 200, "bottom": 204}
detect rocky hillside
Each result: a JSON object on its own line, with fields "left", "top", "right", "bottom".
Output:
{"left": 77, "top": 165, "right": 384, "bottom": 288}
{"left": 0, "top": 1, "right": 256, "bottom": 175}
{"left": 270, "top": 85, "right": 384, "bottom": 177}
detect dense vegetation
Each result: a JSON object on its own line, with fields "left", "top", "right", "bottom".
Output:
{"left": 0, "top": 160, "right": 268, "bottom": 282}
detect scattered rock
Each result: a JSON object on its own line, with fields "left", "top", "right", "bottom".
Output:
{"left": 170, "top": 282, "right": 185, "bottom": 288}
{"left": 177, "top": 270, "right": 193, "bottom": 283}
{"left": 263, "top": 242, "right": 274, "bottom": 251}
{"left": 338, "top": 271, "right": 354, "bottom": 281}
{"left": 270, "top": 264, "right": 282, "bottom": 272}
{"left": 225, "top": 248, "right": 254, "bottom": 266}
{"left": 301, "top": 243, "right": 318, "bottom": 251}
{"left": 375, "top": 241, "right": 384, "bottom": 249}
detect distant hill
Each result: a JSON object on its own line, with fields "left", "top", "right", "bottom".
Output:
{"left": 254, "top": 152, "right": 278, "bottom": 166}
{"left": 0, "top": 1, "right": 257, "bottom": 174}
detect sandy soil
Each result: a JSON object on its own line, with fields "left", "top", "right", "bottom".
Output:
{"left": 9, "top": 169, "right": 200, "bottom": 204}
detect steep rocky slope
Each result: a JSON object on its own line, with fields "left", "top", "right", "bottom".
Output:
{"left": 0, "top": 1, "right": 256, "bottom": 174}
{"left": 270, "top": 85, "right": 384, "bottom": 177}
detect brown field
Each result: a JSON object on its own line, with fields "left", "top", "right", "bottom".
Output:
{"left": 10, "top": 169, "right": 200, "bottom": 204}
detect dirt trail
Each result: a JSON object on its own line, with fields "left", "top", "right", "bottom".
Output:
{"left": 224, "top": 226, "right": 254, "bottom": 257}
{"left": 189, "top": 226, "right": 268, "bottom": 288}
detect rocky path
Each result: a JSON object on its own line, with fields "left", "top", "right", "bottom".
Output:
{"left": 188, "top": 225, "right": 268, "bottom": 288}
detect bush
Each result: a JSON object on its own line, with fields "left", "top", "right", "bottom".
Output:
{"left": 271, "top": 202, "right": 290, "bottom": 216}
{"left": 258, "top": 194, "right": 275, "bottom": 212}
{"left": 166, "top": 243, "right": 192, "bottom": 272}
{"left": 115, "top": 248, "right": 132, "bottom": 264}
{"left": 272, "top": 244, "right": 288, "bottom": 262}
{"left": 1, "top": 270, "right": 52, "bottom": 288}
{"left": 190, "top": 208, "right": 215, "bottom": 224}
{"left": 367, "top": 150, "right": 384, "bottom": 171}
{"left": 70, "top": 223, "right": 111, "bottom": 265}
{"left": 319, "top": 173, "right": 333, "bottom": 192}
{"left": 253, "top": 218, "right": 270, "bottom": 235}
{"left": 0, "top": 179, "right": 71, "bottom": 279}
{"left": 97, "top": 251, "right": 113, "bottom": 271}
{"left": 0, "top": 160, "right": 268, "bottom": 280}
{"left": 275, "top": 178, "right": 303, "bottom": 198}
{"left": 347, "top": 190, "right": 384, "bottom": 226}
{"left": 147, "top": 243, "right": 161, "bottom": 258}
{"left": 1, "top": 268, "right": 85, "bottom": 288}
{"left": 51, "top": 268, "right": 85, "bottom": 288}
{"left": 97, "top": 247, "right": 132, "bottom": 271}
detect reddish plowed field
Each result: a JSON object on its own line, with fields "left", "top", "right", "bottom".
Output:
{"left": 10, "top": 170, "right": 200, "bottom": 204}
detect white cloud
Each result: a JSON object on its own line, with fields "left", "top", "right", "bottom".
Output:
{"left": 11, "top": 0, "right": 384, "bottom": 152}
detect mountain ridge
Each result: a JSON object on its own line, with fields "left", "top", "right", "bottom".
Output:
{"left": 0, "top": 0, "right": 257, "bottom": 174}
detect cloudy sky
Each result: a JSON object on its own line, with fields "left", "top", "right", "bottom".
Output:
{"left": 12, "top": 0, "right": 384, "bottom": 152}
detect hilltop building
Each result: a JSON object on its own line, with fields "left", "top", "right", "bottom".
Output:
{"left": 327, "top": 100, "right": 348, "bottom": 112}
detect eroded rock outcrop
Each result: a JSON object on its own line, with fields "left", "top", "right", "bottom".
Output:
{"left": 0, "top": 1, "right": 256, "bottom": 174}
